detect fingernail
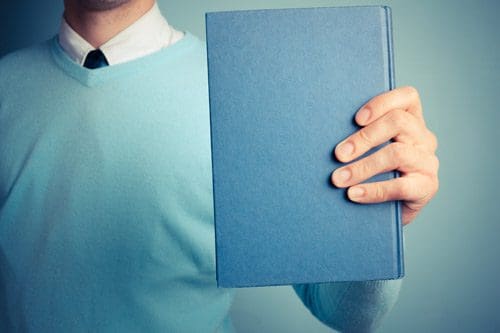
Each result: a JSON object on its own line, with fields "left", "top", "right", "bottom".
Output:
{"left": 356, "top": 107, "right": 371, "bottom": 124}
{"left": 333, "top": 168, "right": 351, "bottom": 184}
{"left": 348, "top": 186, "right": 365, "bottom": 199}
{"left": 336, "top": 141, "right": 354, "bottom": 157}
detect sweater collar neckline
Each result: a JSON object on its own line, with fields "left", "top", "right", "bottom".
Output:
{"left": 49, "top": 31, "right": 197, "bottom": 87}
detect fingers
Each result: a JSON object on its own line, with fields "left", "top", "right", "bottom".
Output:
{"left": 345, "top": 174, "right": 439, "bottom": 225}
{"left": 332, "top": 139, "right": 440, "bottom": 225}
{"left": 331, "top": 86, "right": 439, "bottom": 225}
{"left": 355, "top": 86, "right": 424, "bottom": 126}
{"left": 335, "top": 108, "right": 427, "bottom": 163}
{"left": 346, "top": 174, "right": 436, "bottom": 207}
{"left": 332, "top": 142, "right": 439, "bottom": 188}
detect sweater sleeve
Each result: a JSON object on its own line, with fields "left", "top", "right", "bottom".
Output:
{"left": 292, "top": 278, "right": 403, "bottom": 332}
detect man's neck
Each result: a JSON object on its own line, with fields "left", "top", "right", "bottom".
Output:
{"left": 63, "top": 0, "right": 155, "bottom": 48}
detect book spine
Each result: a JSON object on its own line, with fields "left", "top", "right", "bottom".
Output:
{"left": 382, "top": 6, "right": 405, "bottom": 278}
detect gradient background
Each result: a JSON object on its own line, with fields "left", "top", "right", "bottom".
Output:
{"left": 1, "top": 0, "right": 499, "bottom": 332}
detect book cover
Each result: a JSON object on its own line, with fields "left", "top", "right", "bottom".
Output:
{"left": 206, "top": 6, "right": 404, "bottom": 287}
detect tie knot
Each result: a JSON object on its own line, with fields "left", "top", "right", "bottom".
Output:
{"left": 83, "top": 49, "right": 109, "bottom": 69}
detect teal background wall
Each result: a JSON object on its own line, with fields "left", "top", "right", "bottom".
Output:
{"left": 1, "top": 0, "right": 499, "bottom": 332}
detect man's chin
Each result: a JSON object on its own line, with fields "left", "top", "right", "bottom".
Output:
{"left": 76, "top": 0, "right": 132, "bottom": 11}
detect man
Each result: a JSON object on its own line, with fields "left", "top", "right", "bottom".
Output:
{"left": 0, "top": 0, "right": 439, "bottom": 332}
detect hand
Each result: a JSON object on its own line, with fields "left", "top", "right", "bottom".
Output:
{"left": 331, "top": 86, "right": 439, "bottom": 225}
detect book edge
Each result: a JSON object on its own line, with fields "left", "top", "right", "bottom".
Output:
{"left": 382, "top": 5, "right": 406, "bottom": 280}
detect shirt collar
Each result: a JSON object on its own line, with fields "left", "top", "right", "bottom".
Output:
{"left": 58, "top": 2, "right": 183, "bottom": 66}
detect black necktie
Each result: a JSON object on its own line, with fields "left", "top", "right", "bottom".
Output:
{"left": 83, "top": 49, "right": 109, "bottom": 69}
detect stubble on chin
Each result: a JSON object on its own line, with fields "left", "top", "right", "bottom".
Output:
{"left": 77, "top": 0, "right": 132, "bottom": 11}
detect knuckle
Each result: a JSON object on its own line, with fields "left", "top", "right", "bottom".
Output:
{"left": 357, "top": 128, "right": 374, "bottom": 147}
{"left": 388, "top": 109, "right": 411, "bottom": 130}
{"left": 404, "top": 85, "right": 420, "bottom": 100}
{"left": 421, "top": 177, "right": 439, "bottom": 203}
{"left": 374, "top": 184, "right": 386, "bottom": 201}
{"left": 389, "top": 142, "right": 409, "bottom": 163}
{"left": 356, "top": 159, "right": 373, "bottom": 179}
{"left": 430, "top": 154, "right": 440, "bottom": 173}
{"left": 427, "top": 170, "right": 440, "bottom": 192}
{"left": 417, "top": 176, "right": 438, "bottom": 203}
{"left": 421, "top": 154, "right": 439, "bottom": 176}
{"left": 400, "top": 179, "right": 414, "bottom": 197}
{"left": 428, "top": 130, "right": 438, "bottom": 151}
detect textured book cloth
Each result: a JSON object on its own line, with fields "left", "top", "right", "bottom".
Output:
{"left": 206, "top": 6, "right": 404, "bottom": 287}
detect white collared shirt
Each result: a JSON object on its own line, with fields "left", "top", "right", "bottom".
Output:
{"left": 58, "top": 2, "right": 184, "bottom": 66}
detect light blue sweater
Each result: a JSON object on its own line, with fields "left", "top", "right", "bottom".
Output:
{"left": 0, "top": 32, "right": 402, "bottom": 332}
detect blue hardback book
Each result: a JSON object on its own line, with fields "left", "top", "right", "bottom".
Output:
{"left": 206, "top": 6, "right": 404, "bottom": 287}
